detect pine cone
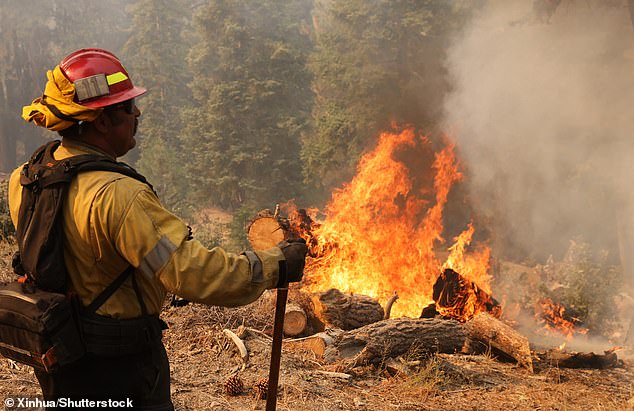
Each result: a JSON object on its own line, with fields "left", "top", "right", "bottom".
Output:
{"left": 254, "top": 377, "right": 269, "bottom": 400}
{"left": 224, "top": 374, "right": 244, "bottom": 396}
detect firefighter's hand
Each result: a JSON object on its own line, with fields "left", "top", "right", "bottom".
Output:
{"left": 276, "top": 238, "right": 308, "bottom": 287}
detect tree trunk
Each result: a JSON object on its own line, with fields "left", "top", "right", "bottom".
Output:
{"left": 325, "top": 318, "right": 467, "bottom": 366}
{"left": 284, "top": 332, "right": 336, "bottom": 358}
{"left": 312, "top": 288, "right": 384, "bottom": 331}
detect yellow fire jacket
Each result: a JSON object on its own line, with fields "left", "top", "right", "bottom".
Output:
{"left": 8, "top": 139, "right": 284, "bottom": 319}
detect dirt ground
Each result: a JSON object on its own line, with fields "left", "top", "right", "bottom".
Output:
{"left": 0, "top": 298, "right": 633, "bottom": 411}
{"left": 0, "top": 238, "right": 633, "bottom": 410}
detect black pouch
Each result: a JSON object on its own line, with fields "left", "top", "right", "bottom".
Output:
{"left": 0, "top": 281, "right": 85, "bottom": 372}
{"left": 81, "top": 313, "right": 166, "bottom": 357}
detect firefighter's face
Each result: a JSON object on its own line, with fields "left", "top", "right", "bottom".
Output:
{"left": 104, "top": 99, "right": 140, "bottom": 157}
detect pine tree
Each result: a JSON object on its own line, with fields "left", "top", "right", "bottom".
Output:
{"left": 122, "top": 0, "right": 194, "bottom": 212}
{"left": 182, "top": 0, "right": 313, "bottom": 210}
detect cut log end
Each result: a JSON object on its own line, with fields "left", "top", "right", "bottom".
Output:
{"left": 284, "top": 302, "right": 308, "bottom": 337}
{"left": 247, "top": 214, "right": 286, "bottom": 250}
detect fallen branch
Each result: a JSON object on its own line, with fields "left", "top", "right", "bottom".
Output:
{"left": 384, "top": 291, "right": 399, "bottom": 320}
{"left": 223, "top": 328, "right": 248, "bottom": 369}
{"left": 313, "top": 370, "right": 352, "bottom": 381}
{"left": 245, "top": 327, "right": 273, "bottom": 340}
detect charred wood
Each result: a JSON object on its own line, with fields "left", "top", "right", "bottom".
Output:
{"left": 537, "top": 350, "right": 620, "bottom": 369}
{"left": 433, "top": 268, "right": 501, "bottom": 321}
{"left": 420, "top": 303, "right": 439, "bottom": 319}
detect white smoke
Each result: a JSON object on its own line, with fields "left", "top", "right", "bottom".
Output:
{"left": 443, "top": 0, "right": 634, "bottom": 267}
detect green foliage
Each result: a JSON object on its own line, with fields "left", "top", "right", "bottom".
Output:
{"left": 555, "top": 239, "right": 624, "bottom": 337}
{"left": 191, "top": 220, "right": 227, "bottom": 250}
{"left": 122, "top": 0, "right": 195, "bottom": 212}
{"left": 181, "top": 0, "right": 313, "bottom": 210}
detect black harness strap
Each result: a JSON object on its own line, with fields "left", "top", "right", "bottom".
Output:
{"left": 84, "top": 266, "right": 136, "bottom": 314}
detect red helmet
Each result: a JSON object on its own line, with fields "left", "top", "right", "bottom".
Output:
{"left": 58, "top": 48, "right": 146, "bottom": 109}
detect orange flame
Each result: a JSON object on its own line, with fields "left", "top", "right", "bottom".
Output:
{"left": 433, "top": 268, "right": 501, "bottom": 322}
{"left": 443, "top": 223, "right": 492, "bottom": 295}
{"left": 290, "top": 128, "right": 493, "bottom": 318}
{"left": 537, "top": 298, "right": 588, "bottom": 339}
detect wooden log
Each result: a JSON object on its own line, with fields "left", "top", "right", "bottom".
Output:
{"left": 246, "top": 210, "right": 287, "bottom": 250}
{"left": 325, "top": 318, "right": 467, "bottom": 366}
{"left": 465, "top": 312, "right": 533, "bottom": 372}
{"left": 537, "top": 350, "right": 620, "bottom": 369}
{"left": 284, "top": 302, "right": 307, "bottom": 337}
{"left": 312, "top": 288, "right": 384, "bottom": 331}
{"left": 284, "top": 332, "right": 336, "bottom": 358}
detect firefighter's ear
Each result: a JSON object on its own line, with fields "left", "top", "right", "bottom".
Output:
{"left": 92, "top": 111, "right": 111, "bottom": 134}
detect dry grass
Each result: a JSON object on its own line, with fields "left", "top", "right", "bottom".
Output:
{"left": 0, "top": 296, "right": 633, "bottom": 410}
{"left": 0, "top": 236, "right": 633, "bottom": 410}
{"left": 0, "top": 237, "right": 16, "bottom": 282}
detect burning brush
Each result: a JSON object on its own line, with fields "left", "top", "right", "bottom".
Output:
{"left": 536, "top": 297, "right": 588, "bottom": 339}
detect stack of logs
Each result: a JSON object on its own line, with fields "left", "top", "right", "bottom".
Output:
{"left": 281, "top": 285, "right": 535, "bottom": 372}
{"left": 242, "top": 210, "right": 619, "bottom": 373}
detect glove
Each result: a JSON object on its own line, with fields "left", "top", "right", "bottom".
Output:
{"left": 276, "top": 238, "right": 308, "bottom": 287}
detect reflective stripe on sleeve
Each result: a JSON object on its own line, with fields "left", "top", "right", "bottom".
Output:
{"left": 139, "top": 235, "right": 178, "bottom": 279}
{"left": 242, "top": 251, "right": 263, "bottom": 284}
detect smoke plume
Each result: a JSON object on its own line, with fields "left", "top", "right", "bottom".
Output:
{"left": 443, "top": 0, "right": 634, "bottom": 265}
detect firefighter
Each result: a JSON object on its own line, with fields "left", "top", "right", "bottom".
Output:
{"left": 9, "top": 48, "right": 307, "bottom": 410}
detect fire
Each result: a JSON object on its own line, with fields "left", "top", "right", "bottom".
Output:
{"left": 443, "top": 223, "right": 492, "bottom": 295}
{"left": 537, "top": 298, "right": 588, "bottom": 339}
{"left": 433, "top": 268, "right": 501, "bottom": 322}
{"left": 288, "top": 127, "right": 493, "bottom": 318}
